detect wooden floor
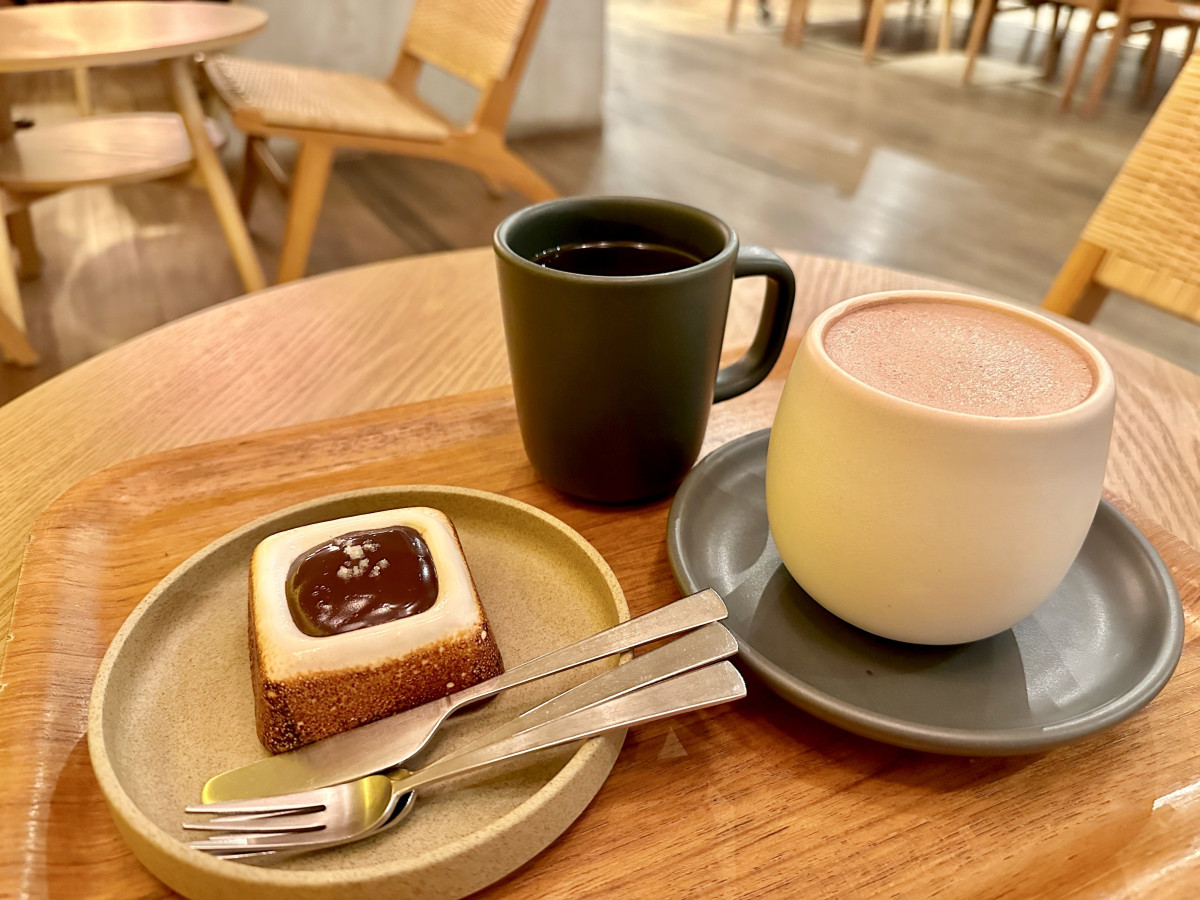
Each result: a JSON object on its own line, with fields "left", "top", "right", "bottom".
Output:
{"left": 2, "top": 0, "right": 1197, "bottom": 403}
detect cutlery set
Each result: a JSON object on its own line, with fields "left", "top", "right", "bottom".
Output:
{"left": 185, "top": 590, "right": 744, "bottom": 861}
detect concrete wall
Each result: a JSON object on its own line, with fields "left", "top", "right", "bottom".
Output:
{"left": 238, "top": 0, "right": 605, "bottom": 135}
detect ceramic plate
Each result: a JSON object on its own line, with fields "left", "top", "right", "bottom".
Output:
{"left": 667, "top": 429, "right": 1183, "bottom": 755}
{"left": 89, "top": 486, "right": 629, "bottom": 900}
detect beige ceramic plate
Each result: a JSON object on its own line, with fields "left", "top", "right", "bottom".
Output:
{"left": 89, "top": 486, "right": 629, "bottom": 900}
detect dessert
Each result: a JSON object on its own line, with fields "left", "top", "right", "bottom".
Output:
{"left": 249, "top": 507, "right": 504, "bottom": 753}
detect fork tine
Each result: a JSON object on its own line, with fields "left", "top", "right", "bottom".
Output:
{"left": 184, "top": 796, "right": 326, "bottom": 816}
{"left": 183, "top": 817, "right": 324, "bottom": 834}
{"left": 184, "top": 805, "right": 333, "bottom": 833}
{"left": 188, "top": 828, "right": 345, "bottom": 854}
{"left": 187, "top": 794, "right": 416, "bottom": 857}
{"left": 189, "top": 832, "right": 313, "bottom": 850}
{"left": 207, "top": 849, "right": 284, "bottom": 861}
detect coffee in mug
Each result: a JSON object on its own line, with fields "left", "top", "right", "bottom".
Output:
{"left": 766, "top": 291, "right": 1116, "bottom": 645}
{"left": 495, "top": 197, "right": 796, "bottom": 504}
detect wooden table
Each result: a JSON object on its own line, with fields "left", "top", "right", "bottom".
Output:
{"left": 2, "top": 248, "right": 1199, "bottom": 896}
{"left": 0, "top": 0, "right": 269, "bottom": 367}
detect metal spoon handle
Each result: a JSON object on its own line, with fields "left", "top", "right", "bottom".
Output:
{"left": 441, "top": 622, "right": 738, "bottom": 759}
{"left": 449, "top": 589, "right": 728, "bottom": 709}
{"left": 400, "top": 661, "right": 746, "bottom": 795}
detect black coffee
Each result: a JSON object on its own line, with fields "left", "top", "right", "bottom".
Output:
{"left": 533, "top": 240, "right": 702, "bottom": 276}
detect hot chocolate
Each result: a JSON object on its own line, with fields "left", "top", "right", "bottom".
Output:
{"left": 823, "top": 300, "right": 1094, "bottom": 417}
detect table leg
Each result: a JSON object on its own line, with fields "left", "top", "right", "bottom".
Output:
{"left": 162, "top": 57, "right": 266, "bottom": 293}
{"left": 7, "top": 205, "right": 42, "bottom": 280}
{"left": 0, "top": 194, "right": 38, "bottom": 368}
{"left": 72, "top": 68, "right": 93, "bottom": 116}
{"left": 0, "top": 77, "right": 38, "bottom": 367}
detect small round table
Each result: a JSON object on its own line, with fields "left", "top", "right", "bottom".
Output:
{"left": 2, "top": 248, "right": 1198, "bottom": 631}
{"left": 1, "top": 250, "right": 1200, "bottom": 898}
{"left": 0, "top": 1, "right": 269, "bottom": 367}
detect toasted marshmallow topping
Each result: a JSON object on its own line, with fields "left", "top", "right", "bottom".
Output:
{"left": 251, "top": 508, "right": 483, "bottom": 680}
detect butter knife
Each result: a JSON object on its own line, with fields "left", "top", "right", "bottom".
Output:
{"left": 203, "top": 588, "right": 728, "bottom": 801}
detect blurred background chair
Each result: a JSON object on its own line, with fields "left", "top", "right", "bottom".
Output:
{"left": 727, "top": 0, "right": 775, "bottom": 28}
{"left": 964, "top": 0, "right": 1199, "bottom": 114}
{"left": 1075, "top": 0, "right": 1199, "bottom": 115}
{"left": 1042, "top": 51, "right": 1200, "bottom": 323}
{"left": 963, "top": 0, "right": 1087, "bottom": 86}
{"left": 861, "top": 0, "right": 956, "bottom": 61}
{"left": 778, "top": 0, "right": 955, "bottom": 60}
{"left": 206, "top": 0, "right": 557, "bottom": 283}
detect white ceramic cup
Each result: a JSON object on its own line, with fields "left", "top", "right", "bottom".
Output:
{"left": 765, "top": 291, "right": 1116, "bottom": 645}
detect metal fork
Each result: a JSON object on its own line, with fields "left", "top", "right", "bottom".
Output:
{"left": 185, "top": 658, "right": 746, "bottom": 860}
{"left": 202, "top": 588, "right": 728, "bottom": 802}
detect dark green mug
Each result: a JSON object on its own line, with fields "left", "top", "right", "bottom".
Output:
{"left": 494, "top": 196, "right": 795, "bottom": 503}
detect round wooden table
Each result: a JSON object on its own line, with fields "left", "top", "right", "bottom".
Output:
{"left": 2, "top": 248, "right": 1200, "bottom": 898}
{"left": 2, "top": 247, "right": 1198, "bottom": 635}
{"left": 0, "top": 1, "right": 269, "bottom": 367}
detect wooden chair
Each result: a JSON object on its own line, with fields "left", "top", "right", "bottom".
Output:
{"left": 963, "top": 0, "right": 1083, "bottom": 85}
{"left": 965, "top": 0, "right": 1199, "bottom": 113}
{"left": 781, "top": 0, "right": 955, "bottom": 62}
{"left": 727, "top": 0, "right": 774, "bottom": 30}
{"left": 205, "top": 0, "right": 558, "bottom": 283}
{"left": 1074, "top": 0, "right": 1200, "bottom": 116}
{"left": 1042, "top": 50, "right": 1200, "bottom": 323}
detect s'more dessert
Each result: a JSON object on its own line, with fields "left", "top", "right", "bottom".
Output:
{"left": 249, "top": 507, "right": 504, "bottom": 753}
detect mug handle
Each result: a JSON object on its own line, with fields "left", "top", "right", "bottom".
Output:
{"left": 714, "top": 246, "right": 796, "bottom": 402}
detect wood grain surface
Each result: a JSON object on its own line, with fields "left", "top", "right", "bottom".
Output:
{"left": 2, "top": 350, "right": 1199, "bottom": 899}
{"left": 0, "top": 1, "right": 267, "bottom": 73}
{"left": 3, "top": 249, "right": 1200, "bottom": 898}
{"left": 0, "top": 113, "right": 220, "bottom": 193}
{"left": 4, "top": 249, "right": 1200, "bottom": 658}
{"left": 0, "top": 251, "right": 960, "bottom": 650}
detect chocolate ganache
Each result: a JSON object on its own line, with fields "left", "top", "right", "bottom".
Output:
{"left": 287, "top": 526, "right": 439, "bottom": 636}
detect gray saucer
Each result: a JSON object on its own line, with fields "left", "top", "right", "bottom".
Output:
{"left": 667, "top": 429, "right": 1183, "bottom": 755}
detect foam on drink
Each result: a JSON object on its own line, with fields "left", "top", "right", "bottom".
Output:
{"left": 823, "top": 300, "right": 1094, "bottom": 417}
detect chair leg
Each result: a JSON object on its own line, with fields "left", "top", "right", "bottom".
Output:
{"left": 479, "top": 173, "right": 507, "bottom": 198}
{"left": 277, "top": 141, "right": 334, "bottom": 284}
{"left": 6, "top": 207, "right": 41, "bottom": 281}
{"left": 1082, "top": 12, "right": 1130, "bottom": 117}
{"left": 1041, "top": 240, "right": 1109, "bottom": 323}
{"left": 163, "top": 57, "right": 266, "bottom": 292}
{"left": 0, "top": 219, "right": 37, "bottom": 367}
{"left": 72, "top": 67, "right": 93, "bottom": 116}
{"left": 863, "top": 0, "right": 889, "bottom": 63}
{"left": 1043, "top": 4, "right": 1072, "bottom": 81}
{"left": 727, "top": 0, "right": 741, "bottom": 31}
{"left": 1059, "top": 6, "right": 1102, "bottom": 112}
{"left": 938, "top": 0, "right": 954, "bottom": 53}
{"left": 481, "top": 149, "right": 558, "bottom": 203}
{"left": 1138, "top": 25, "right": 1164, "bottom": 105}
{"left": 239, "top": 136, "right": 263, "bottom": 219}
{"left": 962, "top": 0, "right": 996, "bottom": 84}
{"left": 784, "top": 0, "right": 810, "bottom": 46}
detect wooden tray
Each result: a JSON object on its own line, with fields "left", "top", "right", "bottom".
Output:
{"left": 4, "top": 345, "right": 1200, "bottom": 898}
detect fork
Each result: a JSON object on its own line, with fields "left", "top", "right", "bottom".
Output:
{"left": 186, "top": 658, "right": 746, "bottom": 860}
{"left": 203, "top": 588, "right": 728, "bottom": 802}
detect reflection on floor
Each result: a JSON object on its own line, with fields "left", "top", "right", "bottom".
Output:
{"left": 2, "top": 0, "right": 1196, "bottom": 404}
